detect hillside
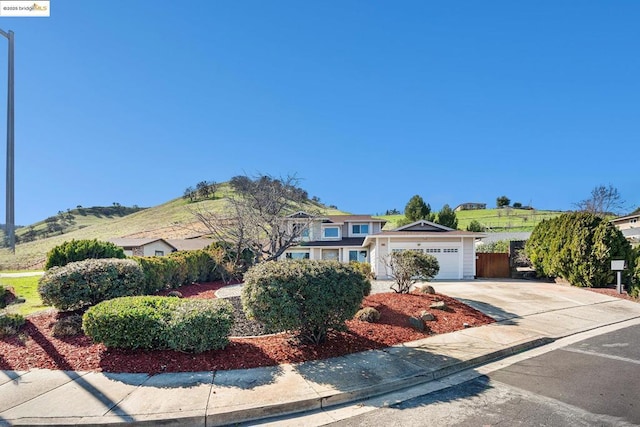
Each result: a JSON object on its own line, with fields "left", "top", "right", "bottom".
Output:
{"left": 380, "top": 208, "right": 563, "bottom": 231}
{"left": 0, "top": 184, "right": 347, "bottom": 270}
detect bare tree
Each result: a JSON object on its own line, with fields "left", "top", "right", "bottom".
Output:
{"left": 383, "top": 250, "right": 439, "bottom": 293}
{"left": 574, "top": 184, "right": 626, "bottom": 217}
{"left": 188, "top": 174, "right": 318, "bottom": 264}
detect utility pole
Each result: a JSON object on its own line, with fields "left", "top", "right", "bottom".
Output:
{"left": 0, "top": 28, "right": 14, "bottom": 253}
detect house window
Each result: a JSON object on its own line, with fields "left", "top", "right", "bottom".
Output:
{"left": 425, "top": 248, "right": 441, "bottom": 253}
{"left": 323, "top": 227, "right": 340, "bottom": 238}
{"left": 351, "top": 224, "right": 369, "bottom": 235}
{"left": 631, "top": 219, "right": 638, "bottom": 224}
{"left": 443, "top": 248, "right": 458, "bottom": 253}
{"left": 322, "top": 249, "right": 339, "bottom": 260}
{"left": 349, "top": 250, "right": 368, "bottom": 262}
{"left": 286, "top": 252, "right": 310, "bottom": 260}
{"left": 155, "top": 250, "right": 164, "bottom": 256}
{"left": 293, "top": 223, "right": 310, "bottom": 239}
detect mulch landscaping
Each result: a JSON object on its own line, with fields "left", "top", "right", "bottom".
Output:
{"left": 0, "top": 282, "right": 494, "bottom": 374}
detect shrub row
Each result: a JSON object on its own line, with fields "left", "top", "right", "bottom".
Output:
{"left": 38, "top": 258, "right": 145, "bottom": 311}
{"left": 242, "top": 260, "right": 371, "bottom": 344}
{"left": 132, "top": 248, "right": 230, "bottom": 294}
{"left": 82, "top": 296, "right": 234, "bottom": 352}
{"left": 45, "top": 239, "right": 126, "bottom": 270}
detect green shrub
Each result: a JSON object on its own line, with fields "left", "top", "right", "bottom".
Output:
{"left": 0, "top": 284, "right": 6, "bottom": 309}
{"left": 83, "top": 296, "right": 233, "bottom": 352}
{"left": 132, "top": 256, "right": 180, "bottom": 293}
{"left": 242, "top": 260, "right": 371, "bottom": 344}
{"left": 45, "top": 239, "right": 126, "bottom": 270}
{"left": 38, "top": 258, "right": 145, "bottom": 311}
{"left": 165, "top": 299, "right": 234, "bottom": 352}
{"left": 388, "top": 251, "right": 440, "bottom": 293}
{"left": 0, "top": 313, "right": 25, "bottom": 337}
{"left": 630, "top": 248, "right": 640, "bottom": 298}
{"left": 526, "top": 212, "right": 631, "bottom": 287}
{"left": 349, "top": 261, "right": 374, "bottom": 279}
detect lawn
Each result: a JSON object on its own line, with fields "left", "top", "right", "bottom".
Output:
{"left": 1, "top": 275, "right": 50, "bottom": 315}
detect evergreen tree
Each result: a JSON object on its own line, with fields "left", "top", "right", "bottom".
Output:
{"left": 435, "top": 204, "right": 458, "bottom": 229}
{"left": 404, "top": 195, "right": 434, "bottom": 222}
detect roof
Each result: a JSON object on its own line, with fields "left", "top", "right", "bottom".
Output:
{"left": 325, "top": 215, "right": 387, "bottom": 224}
{"left": 479, "top": 232, "right": 532, "bottom": 244}
{"left": 108, "top": 238, "right": 178, "bottom": 251}
{"left": 393, "top": 220, "right": 453, "bottom": 232}
{"left": 363, "top": 230, "right": 485, "bottom": 246}
{"left": 299, "top": 237, "right": 366, "bottom": 247}
{"left": 166, "top": 238, "right": 213, "bottom": 251}
{"left": 611, "top": 213, "right": 640, "bottom": 224}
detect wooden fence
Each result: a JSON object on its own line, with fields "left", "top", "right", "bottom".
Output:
{"left": 476, "top": 253, "right": 510, "bottom": 278}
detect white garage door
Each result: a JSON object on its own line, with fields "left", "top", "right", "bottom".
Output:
{"left": 424, "top": 247, "right": 461, "bottom": 280}
{"left": 390, "top": 245, "right": 462, "bottom": 280}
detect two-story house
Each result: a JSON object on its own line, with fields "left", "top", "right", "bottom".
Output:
{"left": 281, "top": 212, "right": 483, "bottom": 280}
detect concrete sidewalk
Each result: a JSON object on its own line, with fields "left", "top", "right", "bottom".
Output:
{"left": 2, "top": 280, "right": 640, "bottom": 426}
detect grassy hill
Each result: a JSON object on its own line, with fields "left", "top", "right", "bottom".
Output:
{"left": 0, "top": 183, "right": 347, "bottom": 270}
{"left": 380, "top": 208, "right": 564, "bottom": 231}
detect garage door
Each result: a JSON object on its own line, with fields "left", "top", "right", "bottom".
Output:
{"left": 390, "top": 245, "right": 462, "bottom": 280}
{"left": 426, "top": 248, "right": 461, "bottom": 279}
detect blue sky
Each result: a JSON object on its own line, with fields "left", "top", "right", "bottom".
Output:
{"left": 0, "top": 1, "right": 638, "bottom": 225}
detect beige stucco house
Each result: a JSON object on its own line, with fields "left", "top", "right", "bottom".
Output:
{"left": 611, "top": 213, "right": 640, "bottom": 245}
{"left": 281, "top": 212, "right": 484, "bottom": 280}
{"left": 108, "top": 238, "right": 178, "bottom": 257}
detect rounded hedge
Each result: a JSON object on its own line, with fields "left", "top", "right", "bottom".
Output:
{"left": 45, "top": 239, "right": 126, "bottom": 270}
{"left": 82, "top": 296, "right": 234, "bottom": 352}
{"left": 241, "top": 260, "right": 371, "bottom": 344}
{"left": 38, "top": 258, "right": 145, "bottom": 311}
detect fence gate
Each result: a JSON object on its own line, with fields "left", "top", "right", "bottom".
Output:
{"left": 476, "top": 253, "right": 510, "bottom": 278}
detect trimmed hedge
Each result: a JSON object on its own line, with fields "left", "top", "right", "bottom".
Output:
{"left": 132, "top": 248, "right": 230, "bottom": 293}
{"left": 45, "top": 239, "right": 126, "bottom": 270}
{"left": 526, "top": 212, "right": 631, "bottom": 287}
{"left": 82, "top": 296, "right": 234, "bottom": 352}
{"left": 241, "top": 260, "right": 371, "bottom": 344}
{"left": 38, "top": 258, "right": 145, "bottom": 311}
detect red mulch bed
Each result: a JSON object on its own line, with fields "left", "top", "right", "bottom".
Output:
{"left": 588, "top": 287, "right": 639, "bottom": 302}
{"left": 0, "top": 282, "right": 494, "bottom": 374}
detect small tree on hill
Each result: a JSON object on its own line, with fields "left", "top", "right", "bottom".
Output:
{"left": 385, "top": 251, "right": 439, "bottom": 293}
{"left": 496, "top": 196, "right": 510, "bottom": 208}
{"left": 466, "top": 220, "right": 485, "bottom": 232}
{"left": 435, "top": 204, "right": 458, "bottom": 229}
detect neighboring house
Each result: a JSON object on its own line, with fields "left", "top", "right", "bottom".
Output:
{"left": 611, "top": 213, "right": 640, "bottom": 245}
{"left": 108, "top": 238, "right": 177, "bottom": 257}
{"left": 455, "top": 202, "right": 486, "bottom": 212}
{"left": 281, "top": 212, "right": 484, "bottom": 280}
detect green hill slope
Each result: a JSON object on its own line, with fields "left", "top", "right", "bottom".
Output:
{"left": 380, "top": 208, "right": 563, "bottom": 231}
{"left": 0, "top": 184, "right": 347, "bottom": 270}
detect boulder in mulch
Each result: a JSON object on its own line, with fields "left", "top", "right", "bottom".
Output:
{"left": 419, "top": 310, "right": 435, "bottom": 321}
{"left": 416, "top": 284, "right": 436, "bottom": 294}
{"left": 408, "top": 316, "right": 425, "bottom": 332}
{"left": 430, "top": 301, "right": 448, "bottom": 310}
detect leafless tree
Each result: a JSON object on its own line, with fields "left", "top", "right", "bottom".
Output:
{"left": 188, "top": 174, "right": 319, "bottom": 264}
{"left": 574, "top": 184, "right": 627, "bottom": 217}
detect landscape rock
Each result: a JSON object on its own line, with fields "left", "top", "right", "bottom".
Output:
{"left": 416, "top": 284, "right": 436, "bottom": 294}
{"left": 419, "top": 310, "right": 435, "bottom": 322}
{"left": 430, "top": 301, "right": 448, "bottom": 311}
{"left": 408, "top": 316, "right": 425, "bottom": 332}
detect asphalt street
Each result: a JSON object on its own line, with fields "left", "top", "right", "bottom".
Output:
{"left": 325, "top": 324, "right": 640, "bottom": 427}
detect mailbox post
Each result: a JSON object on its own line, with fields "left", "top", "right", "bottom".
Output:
{"left": 611, "top": 260, "right": 625, "bottom": 294}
